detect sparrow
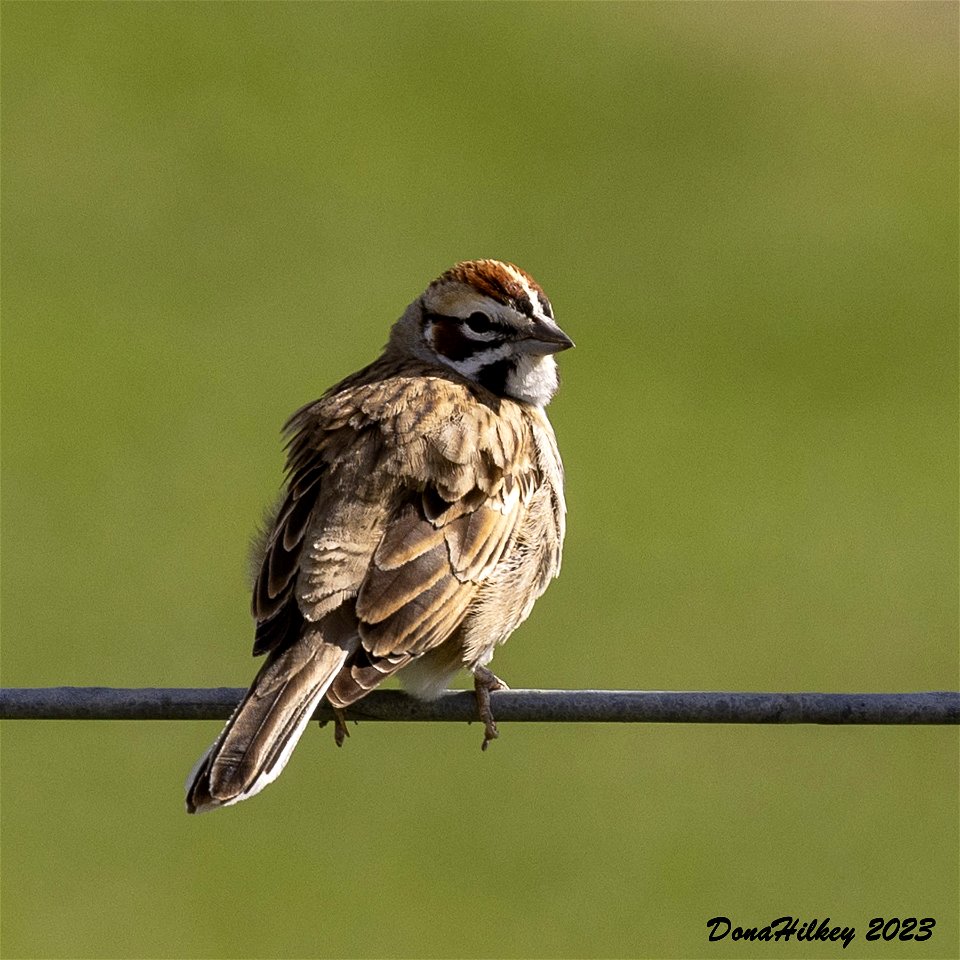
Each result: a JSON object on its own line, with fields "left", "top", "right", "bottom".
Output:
{"left": 186, "top": 259, "right": 573, "bottom": 813}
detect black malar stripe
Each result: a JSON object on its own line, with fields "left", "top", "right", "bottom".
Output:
{"left": 476, "top": 357, "right": 514, "bottom": 397}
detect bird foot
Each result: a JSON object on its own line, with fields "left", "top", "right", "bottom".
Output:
{"left": 333, "top": 708, "right": 350, "bottom": 748}
{"left": 473, "top": 667, "right": 509, "bottom": 751}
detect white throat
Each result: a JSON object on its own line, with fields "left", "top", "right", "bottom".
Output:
{"left": 505, "top": 354, "right": 559, "bottom": 407}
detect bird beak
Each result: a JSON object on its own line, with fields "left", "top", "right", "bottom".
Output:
{"left": 521, "top": 318, "right": 575, "bottom": 355}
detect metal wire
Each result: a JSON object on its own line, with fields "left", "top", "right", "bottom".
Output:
{"left": 1, "top": 687, "right": 957, "bottom": 724}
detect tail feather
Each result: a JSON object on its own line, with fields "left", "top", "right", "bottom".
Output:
{"left": 186, "top": 628, "right": 357, "bottom": 813}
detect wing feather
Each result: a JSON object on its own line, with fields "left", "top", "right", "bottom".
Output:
{"left": 360, "top": 567, "right": 472, "bottom": 657}
{"left": 356, "top": 472, "right": 526, "bottom": 657}
{"left": 373, "top": 503, "right": 446, "bottom": 570}
{"left": 355, "top": 542, "right": 448, "bottom": 624}
{"left": 327, "top": 647, "right": 413, "bottom": 708}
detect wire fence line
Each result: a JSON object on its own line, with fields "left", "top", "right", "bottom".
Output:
{"left": 1, "top": 687, "right": 957, "bottom": 724}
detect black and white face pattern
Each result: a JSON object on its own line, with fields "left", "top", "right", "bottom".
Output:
{"left": 420, "top": 261, "right": 574, "bottom": 406}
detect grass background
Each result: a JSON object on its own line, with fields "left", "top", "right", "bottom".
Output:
{"left": 2, "top": 3, "right": 957, "bottom": 958}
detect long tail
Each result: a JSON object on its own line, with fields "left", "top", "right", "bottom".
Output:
{"left": 185, "top": 629, "right": 355, "bottom": 813}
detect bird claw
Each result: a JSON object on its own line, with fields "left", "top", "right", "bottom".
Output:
{"left": 473, "top": 667, "right": 508, "bottom": 751}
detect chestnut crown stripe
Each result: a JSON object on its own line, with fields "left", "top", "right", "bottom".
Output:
{"left": 432, "top": 260, "right": 554, "bottom": 320}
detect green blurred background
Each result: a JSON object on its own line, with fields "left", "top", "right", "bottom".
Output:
{"left": 2, "top": 3, "right": 957, "bottom": 958}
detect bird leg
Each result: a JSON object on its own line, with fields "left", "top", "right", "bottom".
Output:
{"left": 333, "top": 707, "right": 350, "bottom": 748}
{"left": 473, "top": 666, "right": 509, "bottom": 751}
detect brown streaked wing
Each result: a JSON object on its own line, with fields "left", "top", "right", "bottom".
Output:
{"left": 327, "top": 647, "right": 412, "bottom": 708}
{"left": 372, "top": 501, "right": 446, "bottom": 571}
{"left": 443, "top": 491, "right": 520, "bottom": 581}
{"left": 252, "top": 465, "right": 324, "bottom": 629}
{"left": 355, "top": 472, "right": 527, "bottom": 659}
{"left": 355, "top": 541, "right": 448, "bottom": 624}
{"left": 361, "top": 566, "right": 472, "bottom": 658}
{"left": 251, "top": 376, "right": 396, "bottom": 654}
{"left": 254, "top": 362, "right": 538, "bottom": 669}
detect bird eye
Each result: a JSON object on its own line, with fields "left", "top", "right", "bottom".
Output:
{"left": 465, "top": 312, "right": 495, "bottom": 334}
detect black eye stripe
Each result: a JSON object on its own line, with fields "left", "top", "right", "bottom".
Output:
{"left": 425, "top": 314, "right": 480, "bottom": 361}
{"left": 425, "top": 310, "right": 512, "bottom": 342}
{"left": 424, "top": 312, "right": 508, "bottom": 361}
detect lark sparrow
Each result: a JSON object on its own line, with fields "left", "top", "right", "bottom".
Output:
{"left": 186, "top": 259, "right": 573, "bottom": 813}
